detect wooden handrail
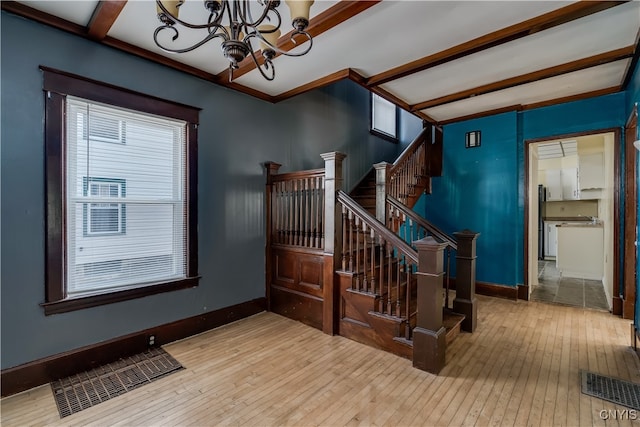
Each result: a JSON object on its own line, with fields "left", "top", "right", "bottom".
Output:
{"left": 386, "top": 195, "right": 457, "bottom": 251}
{"left": 390, "top": 127, "right": 429, "bottom": 172}
{"left": 337, "top": 190, "right": 418, "bottom": 265}
{"left": 271, "top": 168, "right": 325, "bottom": 182}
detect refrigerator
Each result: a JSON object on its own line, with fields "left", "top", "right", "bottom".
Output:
{"left": 538, "top": 184, "right": 545, "bottom": 260}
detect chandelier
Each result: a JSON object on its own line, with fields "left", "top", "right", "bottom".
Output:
{"left": 154, "top": 0, "right": 315, "bottom": 81}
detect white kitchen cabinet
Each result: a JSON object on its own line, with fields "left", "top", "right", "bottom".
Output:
{"left": 561, "top": 168, "right": 579, "bottom": 200}
{"left": 579, "top": 153, "right": 604, "bottom": 190}
{"left": 545, "top": 168, "right": 579, "bottom": 201}
{"left": 545, "top": 169, "right": 562, "bottom": 201}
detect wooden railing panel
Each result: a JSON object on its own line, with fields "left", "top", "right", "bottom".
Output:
{"left": 271, "top": 172, "right": 325, "bottom": 250}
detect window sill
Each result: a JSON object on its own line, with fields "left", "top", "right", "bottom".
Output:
{"left": 370, "top": 129, "right": 399, "bottom": 144}
{"left": 41, "top": 277, "right": 200, "bottom": 315}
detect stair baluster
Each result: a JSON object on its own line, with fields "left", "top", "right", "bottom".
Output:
{"left": 405, "top": 266, "right": 412, "bottom": 340}
{"left": 362, "top": 223, "right": 369, "bottom": 293}
{"left": 348, "top": 211, "right": 354, "bottom": 271}
{"left": 341, "top": 204, "right": 348, "bottom": 271}
{"left": 355, "top": 216, "right": 361, "bottom": 291}
{"left": 370, "top": 228, "right": 376, "bottom": 295}
{"left": 378, "top": 240, "right": 385, "bottom": 309}
{"left": 386, "top": 242, "right": 392, "bottom": 316}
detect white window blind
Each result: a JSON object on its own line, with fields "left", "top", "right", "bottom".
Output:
{"left": 372, "top": 93, "right": 397, "bottom": 138}
{"left": 66, "top": 97, "right": 187, "bottom": 297}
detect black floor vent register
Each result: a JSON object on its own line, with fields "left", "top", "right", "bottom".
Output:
{"left": 581, "top": 370, "right": 640, "bottom": 411}
{"left": 51, "top": 347, "right": 183, "bottom": 418}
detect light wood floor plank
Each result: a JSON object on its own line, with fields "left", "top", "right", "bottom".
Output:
{"left": 482, "top": 302, "right": 538, "bottom": 427}
{"left": 2, "top": 296, "right": 639, "bottom": 427}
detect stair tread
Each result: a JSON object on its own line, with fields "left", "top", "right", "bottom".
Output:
{"left": 443, "top": 310, "right": 465, "bottom": 330}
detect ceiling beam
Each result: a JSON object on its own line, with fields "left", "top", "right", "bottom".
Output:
{"left": 437, "top": 105, "right": 522, "bottom": 126}
{"left": 217, "top": 0, "right": 382, "bottom": 81}
{"left": 272, "top": 69, "right": 351, "bottom": 102}
{"left": 273, "top": 68, "right": 436, "bottom": 122}
{"left": 436, "top": 85, "right": 622, "bottom": 126}
{"left": 410, "top": 46, "right": 635, "bottom": 111}
{"left": 87, "top": 1, "right": 127, "bottom": 41}
{"left": 347, "top": 69, "right": 436, "bottom": 123}
{"left": 367, "top": 1, "right": 627, "bottom": 87}
{"left": 102, "top": 36, "right": 274, "bottom": 101}
{"left": 522, "top": 86, "right": 621, "bottom": 111}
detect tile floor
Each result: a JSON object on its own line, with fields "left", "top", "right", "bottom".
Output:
{"left": 530, "top": 259, "right": 610, "bottom": 310}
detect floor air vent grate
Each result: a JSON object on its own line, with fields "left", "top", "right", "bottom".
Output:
{"left": 581, "top": 370, "right": 640, "bottom": 410}
{"left": 51, "top": 347, "right": 183, "bottom": 418}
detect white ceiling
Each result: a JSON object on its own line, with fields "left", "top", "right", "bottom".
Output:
{"left": 6, "top": 0, "right": 640, "bottom": 124}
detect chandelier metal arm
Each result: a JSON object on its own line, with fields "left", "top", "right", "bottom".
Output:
{"left": 279, "top": 30, "right": 313, "bottom": 57}
{"left": 247, "top": 47, "right": 275, "bottom": 81}
{"left": 241, "top": 28, "right": 311, "bottom": 60}
{"left": 154, "top": 25, "right": 228, "bottom": 53}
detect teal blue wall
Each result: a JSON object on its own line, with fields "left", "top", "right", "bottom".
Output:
{"left": 423, "top": 112, "right": 519, "bottom": 285}
{"left": 422, "top": 93, "right": 627, "bottom": 287}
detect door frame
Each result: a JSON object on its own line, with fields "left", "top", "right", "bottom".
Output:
{"left": 623, "top": 106, "right": 638, "bottom": 320}
{"left": 523, "top": 128, "right": 621, "bottom": 313}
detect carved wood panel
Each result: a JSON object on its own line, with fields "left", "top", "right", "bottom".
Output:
{"left": 269, "top": 247, "right": 324, "bottom": 330}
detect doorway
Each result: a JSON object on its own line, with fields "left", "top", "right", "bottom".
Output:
{"left": 525, "top": 130, "right": 619, "bottom": 311}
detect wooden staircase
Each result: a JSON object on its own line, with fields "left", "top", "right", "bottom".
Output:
{"left": 350, "top": 169, "right": 376, "bottom": 216}
{"left": 265, "top": 125, "right": 479, "bottom": 374}
{"left": 335, "top": 203, "right": 466, "bottom": 361}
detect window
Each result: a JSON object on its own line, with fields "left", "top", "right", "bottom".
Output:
{"left": 370, "top": 93, "right": 398, "bottom": 141}
{"left": 465, "top": 130, "right": 481, "bottom": 148}
{"left": 42, "top": 67, "right": 199, "bottom": 314}
{"left": 84, "top": 178, "right": 126, "bottom": 235}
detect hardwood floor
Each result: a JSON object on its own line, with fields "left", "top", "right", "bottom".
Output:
{"left": 2, "top": 295, "right": 640, "bottom": 426}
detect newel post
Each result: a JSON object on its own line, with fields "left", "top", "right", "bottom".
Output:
{"left": 374, "top": 162, "right": 391, "bottom": 225}
{"left": 412, "top": 236, "right": 448, "bottom": 374}
{"left": 264, "top": 162, "right": 282, "bottom": 312}
{"left": 453, "top": 230, "right": 480, "bottom": 332}
{"left": 320, "top": 151, "right": 347, "bottom": 335}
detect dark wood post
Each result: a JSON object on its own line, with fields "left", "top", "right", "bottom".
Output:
{"left": 412, "top": 236, "right": 447, "bottom": 374}
{"left": 264, "top": 162, "right": 282, "bottom": 312}
{"left": 320, "top": 152, "right": 346, "bottom": 335}
{"left": 374, "top": 162, "right": 391, "bottom": 224}
{"left": 453, "top": 229, "right": 480, "bottom": 332}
